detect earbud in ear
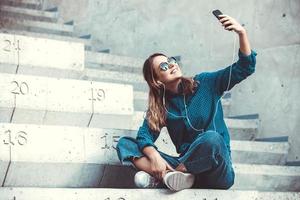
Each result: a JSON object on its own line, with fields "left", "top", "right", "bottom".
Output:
{"left": 156, "top": 81, "right": 163, "bottom": 88}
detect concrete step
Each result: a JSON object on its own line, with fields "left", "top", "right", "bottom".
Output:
{"left": 1, "top": 158, "right": 299, "bottom": 190}
{"left": 0, "top": 0, "right": 43, "bottom": 10}
{"left": 6, "top": 0, "right": 42, "bottom": 6}
{"left": 224, "top": 114, "right": 259, "bottom": 140}
{"left": 96, "top": 164, "right": 300, "bottom": 191}
{"left": 85, "top": 51, "right": 144, "bottom": 74}
{"left": 0, "top": 122, "right": 288, "bottom": 166}
{"left": 155, "top": 127, "right": 288, "bottom": 165}
{"left": 231, "top": 140, "right": 289, "bottom": 165}
{"left": 224, "top": 116, "right": 259, "bottom": 141}
{"left": 82, "top": 68, "right": 205, "bottom": 92}
{"left": 133, "top": 90, "right": 231, "bottom": 115}
{"left": 87, "top": 111, "right": 258, "bottom": 140}
{"left": 0, "top": 123, "right": 295, "bottom": 190}
{"left": 82, "top": 67, "right": 148, "bottom": 92}
{"left": 0, "top": 16, "right": 74, "bottom": 36}
{"left": 0, "top": 73, "right": 133, "bottom": 126}
{"left": 0, "top": 4, "right": 58, "bottom": 23}
{"left": 0, "top": 71, "right": 254, "bottom": 136}
{"left": 0, "top": 33, "right": 84, "bottom": 77}
{"left": 85, "top": 52, "right": 185, "bottom": 74}
{"left": 0, "top": 28, "right": 91, "bottom": 48}
{"left": 82, "top": 67, "right": 232, "bottom": 118}
{"left": 83, "top": 69, "right": 231, "bottom": 113}
{"left": 232, "top": 163, "right": 300, "bottom": 191}
{"left": 0, "top": 188, "right": 299, "bottom": 200}
{"left": 0, "top": 33, "right": 230, "bottom": 114}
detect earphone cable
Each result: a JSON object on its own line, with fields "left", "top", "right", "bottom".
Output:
{"left": 212, "top": 33, "right": 237, "bottom": 132}
{"left": 162, "top": 32, "right": 237, "bottom": 133}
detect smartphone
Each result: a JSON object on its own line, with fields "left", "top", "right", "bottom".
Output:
{"left": 212, "top": 9, "right": 223, "bottom": 19}
{"left": 212, "top": 9, "right": 231, "bottom": 30}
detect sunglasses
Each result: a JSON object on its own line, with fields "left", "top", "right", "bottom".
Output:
{"left": 159, "top": 57, "right": 177, "bottom": 71}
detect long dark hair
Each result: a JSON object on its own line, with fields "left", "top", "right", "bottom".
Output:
{"left": 143, "top": 53, "right": 199, "bottom": 132}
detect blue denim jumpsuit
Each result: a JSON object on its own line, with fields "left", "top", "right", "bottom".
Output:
{"left": 116, "top": 49, "right": 257, "bottom": 189}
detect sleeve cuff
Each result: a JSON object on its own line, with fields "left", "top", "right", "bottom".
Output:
{"left": 238, "top": 49, "right": 257, "bottom": 59}
{"left": 138, "top": 142, "right": 158, "bottom": 152}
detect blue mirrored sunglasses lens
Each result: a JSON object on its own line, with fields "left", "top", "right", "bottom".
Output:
{"left": 168, "top": 57, "right": 177, "bottom": 64}
{"left": 160, "top": 62, "right": 169, "bottom": 71}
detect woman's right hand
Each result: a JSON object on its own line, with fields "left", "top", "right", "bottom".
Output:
{"left": 149, "top": 152, "right": 174, "bottom": 180}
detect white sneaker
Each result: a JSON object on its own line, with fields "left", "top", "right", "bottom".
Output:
{"left": 163, "top": 171, "right": 195, "bottom": 191}
{"left": 134, "top": 171, "right": 160, "bottom": 188}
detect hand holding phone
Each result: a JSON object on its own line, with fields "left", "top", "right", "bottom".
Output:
{"left": 212, "top": 9, "right": 232, "bottom": 31}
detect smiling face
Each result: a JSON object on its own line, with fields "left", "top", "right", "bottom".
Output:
{"left": 152, "top": 55, "right": 183, "bottom": 84}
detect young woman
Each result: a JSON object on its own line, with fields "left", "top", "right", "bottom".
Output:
{"left": 116, "top": 14, "right": 257, "bottom": 191}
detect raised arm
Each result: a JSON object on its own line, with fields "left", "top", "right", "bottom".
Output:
{"left": 196, "top": 15, "right": 257, "bottom": 95}
{"left": 219, "top": 14, "right": 251, "bottom": 55}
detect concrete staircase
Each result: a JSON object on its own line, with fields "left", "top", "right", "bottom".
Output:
{"left": 0, "top": 1, "right": 299, "bottom": 199}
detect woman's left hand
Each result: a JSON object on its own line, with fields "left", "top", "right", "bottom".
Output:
{"left": 218, "top": 14, "right": 246, "bottom": 35}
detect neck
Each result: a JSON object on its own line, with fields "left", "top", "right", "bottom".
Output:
{"left": 165, "top": 78, "right": 182, "bottom": 94}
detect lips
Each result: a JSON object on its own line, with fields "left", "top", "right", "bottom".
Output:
{"left": 171, "top": 68, "right": 178, "bottom": 74}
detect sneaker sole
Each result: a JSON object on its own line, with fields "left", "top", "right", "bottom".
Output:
{"left": 164, "top": 172, "right": 195, "bottom": 191}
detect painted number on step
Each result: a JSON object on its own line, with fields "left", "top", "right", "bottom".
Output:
{"left": 100, "top": 133, "right": 120, "bottom": 150}
{"left": 2, "top": 130, "right": 28, "bottom": 146}
{"left": 2, "top": 39, "right": 21, "bottom": 52}
{"left": 89, "top": 88, "right": 105, "bottom": 102}
{"left": 11, "top": 81, "right": 29, "bottom": 95}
